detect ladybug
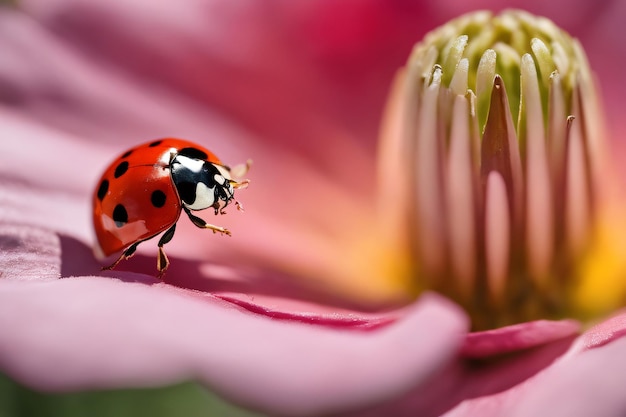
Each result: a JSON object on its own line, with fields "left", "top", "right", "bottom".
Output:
{"left": 92, "top": 138, "right": 249, "bottom": 277}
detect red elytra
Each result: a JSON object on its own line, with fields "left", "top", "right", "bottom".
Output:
{"left": 92, "top": 138, "right": 249, "bottom": 277}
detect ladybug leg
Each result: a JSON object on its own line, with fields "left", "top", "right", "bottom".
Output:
{"left": 156, "top": 224, "right": 177, "bottom": 279}
{"left": 183, "top": 207, "right": 231, "bottom": 236}
{"left": 102, "top": 241, "right": 140, "bottom": 272}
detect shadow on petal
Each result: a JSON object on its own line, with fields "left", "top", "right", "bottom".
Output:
{"left": 350, "top": 334, "right": 577, "bottom": 417}
{"left": 58, "top": 234, "right": 402, "bottom": 328}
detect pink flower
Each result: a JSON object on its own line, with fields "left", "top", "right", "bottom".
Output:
{"left": 2, "top": 1, "right": 626, "bottom": 416}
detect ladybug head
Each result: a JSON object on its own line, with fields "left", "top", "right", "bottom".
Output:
{"left": 170, "top": 153, "right": 237, "bottom": 214}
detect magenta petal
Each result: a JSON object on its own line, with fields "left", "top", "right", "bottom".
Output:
{"left": 507, "top": 338, "right": 626, "bottom": 417}
{"left": 443, "top": 318, "right": 626, "bottom": 417}
{"left": 0, "top": 278, "right": 467, "bottom": 415}
{"left": 0, "top": 224, "right": 61, "bottom": 281}
{"left": 569, "top": 309, "right": 626, "bottom": 352}
{"left": 462, "top": 319, "right": 581, "bottom": 358}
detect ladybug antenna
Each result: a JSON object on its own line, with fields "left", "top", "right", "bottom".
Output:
{"left": 230, "top": 178, "right": 250, "bottom": 190}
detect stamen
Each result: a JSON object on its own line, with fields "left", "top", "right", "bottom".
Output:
{"left": 442, "top": 35, "right": 468, "bottom": 87}
{"left": 481, "top": 75, "right": 523, "bottom": 223}
{"left": 476, "top": 49, "right": 496, "bottom": 129}
{"left": 531, "top": 38, "right": 557, "bottom": 87}
{"left": 565, "top": 114, "right": 589, "bottom": 256}
{"left": 446, "top": 95, "right": 476, "bottom": 300}
{"left": 521, "top": 53, "right": 554, "bottom": 286}
{"left": 377, "top": 10, "right": 607, "bottom": 329}
{"left": 376, "top": 69, "right": 415, "bottom": 252}
{"left": 547, "top": 71, "right": 567, "bottom": 199}
{"left": 414, "top": 65, "right": 446, "bottom": 282}
{"left": 450, "top": 58, "right": 469, "bottom": 96}
{"left": 485, "top": 171, "right": 510, "bottom": 304}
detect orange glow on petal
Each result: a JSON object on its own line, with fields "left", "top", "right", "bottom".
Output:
{"left": 573, "top": 177, "right": 626, "bottom": 319}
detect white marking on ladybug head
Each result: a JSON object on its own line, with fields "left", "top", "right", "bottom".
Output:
{"left": 214, "top": 174, "right": 226, "bottom": 185}
{"left": 185, "top": 181, "right": 216, "bottom": 211}
{"left": 175, "top": 155, "right": 204, "bottom": 173}
{"left": 212, "top": 164, "right": 234, "bottom": 195}
{"left": 214, "top": 164, "right": 232, "bottom": 180}
{"left": 161, "top": 148, "right": 179, "bottom": 166}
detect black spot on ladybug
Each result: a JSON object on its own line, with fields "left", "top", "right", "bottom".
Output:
{"left": 176, "top": 181, "right": 197, "bottom": 205}
{"left": 112, "top": 204, "right": 128, "bottom": 227}
{"left": 149, "top": 140, "right": 162, "bottom": 147}
{"left": 178, "top": 147, "right": 208, "bottom": 161}
{"left": 114, "top": 161, "right": 129, "bottom": 178}
{"left": 97, "top": 179, "right": 109, "bottom": 201}
{"left": 121, "top": 150, "right": 133, "bottom": 159}
{"left": 151, "top": 190, "right": 167, "bottom": 208}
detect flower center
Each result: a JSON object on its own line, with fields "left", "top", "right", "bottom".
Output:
{"left": 377, "top": 10, "right": 606, "bottom": 330}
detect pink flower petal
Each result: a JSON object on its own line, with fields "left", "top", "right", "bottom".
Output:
{"left": 449, "top": 335, "right": 626, "bottom": 417}
{"left": 19, "top": 0, "right": 432, "bottom": 159}
{"left": 569, "top": 309, "right": 626, "bottom": 352}
{"left": 0, "top": 277, "right": 467, "bottom": 415}
{"left": 345, "top": 328, "right": 577, "bottom": 416}
{"left": 507, "top": 338, "right": 626, "bottom": 417}
{"left": 462, "top": 319, "right": 581, "bottom": 358}
{"left": 2, "top": 1, "right": 626, "bottom": 415}
{"left": 0, "top": 224, "right": 60, "bottom": 281}
{"left": 0, "top": 10, "right": 396, "bottom": 305}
